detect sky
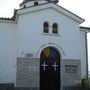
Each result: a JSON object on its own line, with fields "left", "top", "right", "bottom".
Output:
{"left": 60, "top": 0, "right": 90, "bottom": 72}
{"left": 0, "top": 0, "right": 90, "bottom": 71}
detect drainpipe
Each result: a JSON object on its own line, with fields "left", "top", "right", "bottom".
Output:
{"left": 85, "top": 32, "right": 88, "bottom": 79}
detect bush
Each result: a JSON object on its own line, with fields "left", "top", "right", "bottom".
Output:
{"left": 76, "top": 79, "right": 90, "bottom": 90}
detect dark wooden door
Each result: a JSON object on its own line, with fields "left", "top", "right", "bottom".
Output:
{"left": 40, "top": 47, "right": 60, "bottom": 90}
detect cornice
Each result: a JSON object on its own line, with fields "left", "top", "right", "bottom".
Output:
{"left": 17, "top": 3, "right": 84, "bottom": 24}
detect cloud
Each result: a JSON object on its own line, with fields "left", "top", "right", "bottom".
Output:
{"left": 59, "top": 0, "right": 90, "bottom": 26}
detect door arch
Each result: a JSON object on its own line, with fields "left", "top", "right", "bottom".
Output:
{"left": 40, "top": 46, "right": 60, "bottom": 90}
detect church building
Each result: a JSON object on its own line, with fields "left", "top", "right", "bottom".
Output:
{"left": 0, "top": 0, "right": 90, "bottom": 90}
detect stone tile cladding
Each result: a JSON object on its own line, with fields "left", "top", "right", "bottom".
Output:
{"left": 16, "top": 57, "right": 81, "bottom": 90}
{"left": 61, "top": 59, "right": 81, "bottom": 88}
{"left": 16, "top": 57, "right": 40, "bottom": 88}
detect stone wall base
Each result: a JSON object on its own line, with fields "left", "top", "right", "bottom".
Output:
{"left": 61, "top": 59, "right": 81, "bottom": 88}
{"left": 14, "top": 87, "right": 39, "bottom": 90}
{"left": 16, "top": 57, "right": 81, "bottom": 90}
{"left": 16, "top": 57, "right": 40, "bottom": 88}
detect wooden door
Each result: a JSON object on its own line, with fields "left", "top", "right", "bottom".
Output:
{"left": 40, "top": 47, "right": 60, "bottom": 90}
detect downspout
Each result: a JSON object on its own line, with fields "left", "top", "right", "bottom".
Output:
{"left": 85, "top": 32, "right": 88, "bottom": 79}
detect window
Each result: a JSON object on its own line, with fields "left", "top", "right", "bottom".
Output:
{"left": 23, "top": 5, "right": 26, "bottom": 8}
{"left": 34, "top": 2, "right": 38, "bottom": 6}
{"left": 43, "top": 22, "right": 49, "bottom": 33}
{"left": 52, "top": 23, "right": 58, "bottom": 34}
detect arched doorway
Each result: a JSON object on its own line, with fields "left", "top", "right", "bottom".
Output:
{"left": 40, "top": 47, "right": 60, "bottom": 90}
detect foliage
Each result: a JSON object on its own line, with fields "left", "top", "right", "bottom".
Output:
{"left": 76, "top": 79, "right": 90, "bottom": 90}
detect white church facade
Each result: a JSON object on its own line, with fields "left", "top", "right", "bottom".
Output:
{"left": 0, "top": 0, "right": 90, "bottom": 90}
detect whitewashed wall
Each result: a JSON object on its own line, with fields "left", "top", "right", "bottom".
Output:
{"left": 0, "top": 6, "right": 87, "bottom": 85}
{"left": 17, "top": 8, "right": 86, "bottom": 78}
{"left": 0, "top": 22, "right": 16, "bottom": 84}
{"left": 17, "top": 8, "right": 80, "bottom": 59}
{"left": 79, "top": 31, "right": 87, "bottom": 78}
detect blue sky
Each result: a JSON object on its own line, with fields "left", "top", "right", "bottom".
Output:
{"left": 0, "top": 0, "right": 90, "bottom": 71}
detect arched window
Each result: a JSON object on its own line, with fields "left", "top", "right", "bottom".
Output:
{"left": 52, "top": 23, "right": 58, "bottom": 34}
{"left": 23, "top": 5, "right": 26, "bottom": 8}
{"left": 43, "top": 22, "right": 49, "bottom": 33}
{"left": 34, "top": 2, "right": 38, "bottom": 6}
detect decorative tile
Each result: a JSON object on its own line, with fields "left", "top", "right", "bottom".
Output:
{"left": 16, "top": 57, "right": 40, "bottom": 87}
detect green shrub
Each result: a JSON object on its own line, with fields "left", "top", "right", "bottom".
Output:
{"left": 76, "top": 79, "right": 89, "bottom": 89}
